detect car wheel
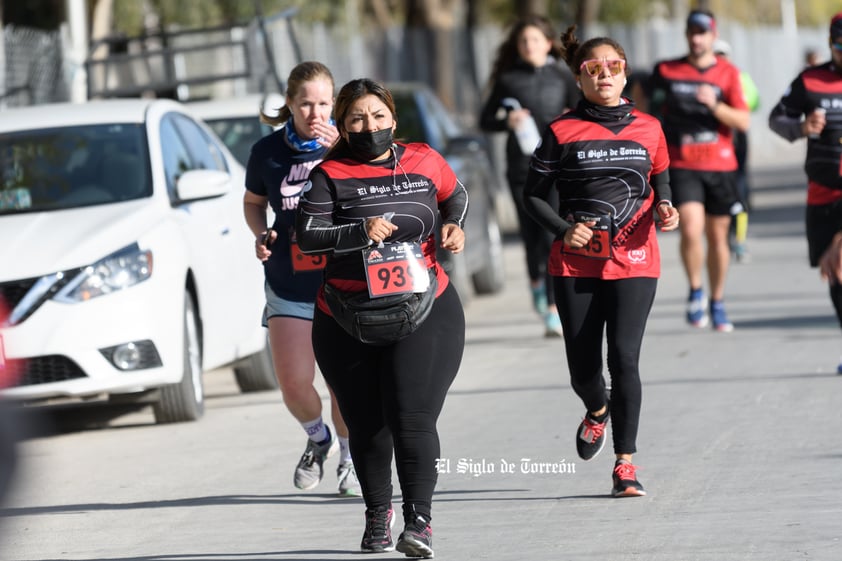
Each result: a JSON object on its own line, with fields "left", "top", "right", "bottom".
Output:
{"left": 233, "top": 341, "right": 278, "bottom": 392}
{"left": 472, "top": 208, "right": 506, "bottom": 295}
{"left": 153, "top": 291, "right": 205, "bottom": 424}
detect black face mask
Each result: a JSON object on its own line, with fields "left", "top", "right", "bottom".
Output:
{"left": 347, "top": 128, "right": 394, "bottom": 161}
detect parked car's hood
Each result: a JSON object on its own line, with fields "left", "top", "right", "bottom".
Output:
{"left": 0, "top": 200, "right": 165, "bottom": 281}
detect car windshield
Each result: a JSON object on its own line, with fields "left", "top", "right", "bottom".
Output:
{"left": 0, "top": 124, "right": 150, "bottom": 215}
{"left": 204, "top": 117, "right": 272, "bottom": 166}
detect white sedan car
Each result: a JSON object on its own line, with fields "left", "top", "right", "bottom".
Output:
{"left": 0, "top": 98, "right": 276, "bottom": 424}
{"left": 187, "top": 93, "right": 280, "bottom": 166}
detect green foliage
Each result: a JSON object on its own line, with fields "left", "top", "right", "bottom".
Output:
{"left": 111, "top": 0, "right": 322, "bottom": 35}
{"left": 476, "top": 0, "right": 518, "bottom": 24}
{"left": 599, "top": 0, "right": 658, "bottom": 23}
{"left": 707, "top": 0, "right": 842, "bottom": 26}
{"left": 106, "top": 0, "right": 842, "bottom": 35}
{"left": 795, "top": 0, "right": 842, "bottom": 27}
{"left": 112, "top": 2, "right": 145, "bottom": 35}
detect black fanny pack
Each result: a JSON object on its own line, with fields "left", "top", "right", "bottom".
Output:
{"left": 323, "top": 269, "right": 438, "bottom": 346}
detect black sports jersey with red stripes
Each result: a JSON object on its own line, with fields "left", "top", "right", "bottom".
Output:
{"left": 769, "top": 62, "right": 842, "bottom": 205}
{"left": 529, "top": 100, "right": 669, "bottom": 279}
{"left": 650, "top": 56, "right": 746, "bottom": 171}
{"left": 298, "top": 142, "right": 467, "bottom": 305}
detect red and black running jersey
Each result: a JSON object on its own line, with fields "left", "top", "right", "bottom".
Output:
{"left": 650, "top": 56, "right": 747, "bottom": 171}
{"left": 298, "top": 142, "right": 467, "bottom": 311}
{"left": 528, "top": 100, "right": 669, "bottom": 279}
{"left": 768, "top": 61, "right": 842, "bottom": 206}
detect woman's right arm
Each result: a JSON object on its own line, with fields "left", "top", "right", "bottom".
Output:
{"left": 768, "top": 75, "right": 811, "bottom": 141}
{"left": 242, "top": 140, "right": 274, "bottom": 260}
{"left": 479, "top": 82, "right": 509, "bottom": 133}
{"left": 243, "top": 190, "right": 272, "bottom": 261}
{"left": 243, "top": 190, "right": 269, "bottom": 237}
{"left": 523, "top": 167, "right": 570, "bottom": 237}
{"left": 522, "top": 128, "right": 571, "bottom": 237}
{"left": 295, "top": 169, "right": 373, "bottom": 254}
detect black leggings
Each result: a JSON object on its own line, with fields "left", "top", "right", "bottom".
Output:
{"left": 553, "top": 276, "right": 657, "bottom": 455}
{"left": 806, "top": 202, "right": 842, "bottom": 329}
{"left": 312, "top": 283, "right": 465, "bottom": 522}
{"left": 509, "top": 174, "right": 557, "bottom": 305}
{"left": 830, "top": 283, "right": 842, "bottom": 330}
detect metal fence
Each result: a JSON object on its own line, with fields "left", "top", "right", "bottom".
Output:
{"left": 1, "top": 25, "right": 68, "bottom": 107}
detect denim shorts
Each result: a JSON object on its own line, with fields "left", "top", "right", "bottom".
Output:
{"left": 262, "top": 282, "right": 315, "bottom": 326}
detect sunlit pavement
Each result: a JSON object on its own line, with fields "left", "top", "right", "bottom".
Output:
{"left": 2, "top": 165, "right": 840, "bottom": 561}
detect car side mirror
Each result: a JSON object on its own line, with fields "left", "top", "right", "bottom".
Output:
{"left": 176, "top": 169, "right": 231, "bottom": 201}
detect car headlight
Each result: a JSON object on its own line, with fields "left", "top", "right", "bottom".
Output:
{"left": 54, "top": 244, "right": 153, "bottom": 303}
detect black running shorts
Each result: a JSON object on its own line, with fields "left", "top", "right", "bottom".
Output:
{"left": 670, "top": 168, "right": 740, "bottom": 216}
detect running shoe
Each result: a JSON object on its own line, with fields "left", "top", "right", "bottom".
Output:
{"left": 544, "top": 310, "right": 563, "bottom": 338}
{"left": 293, "top": 432, "right": 338, "bottom": 490}
{"left": 337, "top": 460, "right": 362, "bottom": 497}
{"left": 710, "top": 300, "right": 734, "bottom": 333}
{"left": 531, "top": 284, "right": 548, "bottom": 316}
{"left": 686, "top": 288, "right": 709, "bottom": 328}
{"left": 361, "top": 505, "right": 395, "bottom": 553}
{"left": 576, "top": 411, "right": 608, "bottom": 461}
{"left": 734, "top": 243, "right": 751, "bottom": 263}
{"left": 396, "top": 514, "right": 434, "bottom": 559}
{"left": 612, "top": 459, "right": 646, "bottom": 497}
{"left": 836, "top": 359, "right": 842, "bottom": 375}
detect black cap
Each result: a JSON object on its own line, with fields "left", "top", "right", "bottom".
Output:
{"left": 686, "top": 10, "right": 716, "bottom": 33}
{"left": 831, "top": 12, "right": 842, "bottom": 40}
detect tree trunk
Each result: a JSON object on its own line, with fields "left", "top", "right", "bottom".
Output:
{"left": 90, "top": 0, "right": 113, "bottom": 50}
{"left": 575, "top": 0, "right": 601, "bottom": 37}
{"left": 404, "top": 0, "right": 459, "bottom": 110}
{"left": 517, "top": 0, "right": 548, "bottom": 18}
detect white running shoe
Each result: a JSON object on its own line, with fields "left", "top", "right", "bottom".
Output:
{"left": 337, "top": 460, "right": 362, "bottom": 497}
{"left": 293, "top": 433, "right": 338, "bottom": 490}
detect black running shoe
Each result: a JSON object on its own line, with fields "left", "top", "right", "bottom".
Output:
{"left": 360, "top": 506, "right": 395, "bottom": 553}
{"left": 576, "top": 411, "right": 608, "bottom": 461}
{"left": 612, "top": 459, "right": 646, "bottom": 497}
{"left": 396, "top": 514, "right": 434, "bottom": 559}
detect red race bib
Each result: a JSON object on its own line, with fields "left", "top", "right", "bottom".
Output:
{"left": 362, "top": 242, "right": 430, "bottom": 298}
{"left": 290, "top": 242, "right": 326, "bottom": 272}
{"left": 562, "top": 213, "right": 613, "bottom": 260}
{"left": 679, "top": 132, "right": 718, "bottom": 162}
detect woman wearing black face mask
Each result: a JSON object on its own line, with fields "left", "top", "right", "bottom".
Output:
{"left": 296, "top": 78, "right": 468, "bottom": 559}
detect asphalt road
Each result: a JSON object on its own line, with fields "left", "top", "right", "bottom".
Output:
{"left": 2, "top": 165, "right": 841, "bottom": 561}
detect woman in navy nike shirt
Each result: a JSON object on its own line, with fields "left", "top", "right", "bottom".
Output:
{"left": 523, "top": 28, "right": 680, "bottom": 497}
{"left": 243, "top": 62, "right": 359, "bottom": 497}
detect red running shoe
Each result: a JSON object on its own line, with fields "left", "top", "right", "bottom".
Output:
{"left": 576, "top": 412, "right": 608, "bottom": 461}
{"left": 612, "top": 459, "right": 646, "bottom": 497}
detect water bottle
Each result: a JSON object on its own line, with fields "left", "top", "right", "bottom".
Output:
{"left": 501, "top": 97, "right": 541, "bottom": 155}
